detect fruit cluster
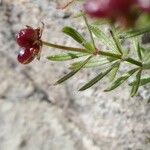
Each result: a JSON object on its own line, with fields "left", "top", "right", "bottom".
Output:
{"left": 84, "top": 0, "right": 150, "bottom": 28}
{"left": 16, "top": 26, "right": 42, "bottom": 64}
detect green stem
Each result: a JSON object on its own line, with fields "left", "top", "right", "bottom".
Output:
{"left": 42, "top": 40, "right": 142, "bottom": 67}
{"left": 42, "top": 41, "right": 87, "bottom": 53}
{"left": 124, "top": 58, "right": 142, "bottom": 67}
{"left": 98, "top": 51, "right": 121, "bottom": 59}
{"left": 99, "top": 51, "right": 142, "bottom": 67}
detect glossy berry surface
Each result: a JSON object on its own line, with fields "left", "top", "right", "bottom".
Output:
{"left": 17, "top": 47, "right": 36, "bottom": 64}
{"left": 16, "top": 27, "right": 39, "bottom": 48}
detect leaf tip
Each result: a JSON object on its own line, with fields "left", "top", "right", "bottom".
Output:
{"left": 54, "top": 82, "right": 59, "bottom": 86}
{"left": 130, "top": 93, "right": 136, "bottom": 97}
{"left": 104, "top": 89, "right": 109, "bottom": 92}
{"left": 78, "top": 88, "right": 84, "bottom": 91}
{"left": 78, "top": 89, "right": 82, "bottom": 92}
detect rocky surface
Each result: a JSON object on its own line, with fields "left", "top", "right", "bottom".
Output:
{"left": 0, "top": 0, "right": 150, "bottom": 150}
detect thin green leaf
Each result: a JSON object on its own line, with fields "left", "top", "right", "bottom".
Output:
{"left": 105, "top": 68, "right": 139, "bottom": 92}
{"left": 70, "top": 57, "right": 110, "bottom": 70}
{"left": 133, "top": 37, "right": 142, "bottom": 61}
{"left": 110, "top": 30, "right": 122, "bottom": 54}
{"left": 55, "top": 56, "right": 92, "bottom": 85}
{"left": 91, "top": 20, "right": 110, "bottom": 26}
{"left": 108, "top": 61, "right": 120, "bottom": 81}
{"left": 84, "top": 42, "right": 94, "bottom": 52}
{"left": 79, "top": 67, "right": 113, "bottom": 91}
{"left": 130, "top": 69, "right": 142, "bottom": 97}
{"left": 142, "top": 48, "right": 150, "bottom": 63}
{"left": 119, "top": 25, "right": 150, "bottom": 38}
{"left": 89, "top": 25, "right": 119, "bottom": 53}
{"left": 62, "top": 26, "right": 85, "bottom": 44}
{"left": 62, "top": 26, "right": 93, "bottom": 52}
{"left": 136, "top": 13, "right": 150, "bottom": 28}
{"left": 130, "top": 77, "right": 150, "bottom": 86}
{"left": 83, "top": 15, "right": 96, "bottom": 50}
{"left": 47, "top": 52, "right": 88, "bottom": 61}
{"left": 143, "top": 51, "right": 150, "bottom": 63}
{"left": 143, "top": 63, "right": 150, "bottom": 70}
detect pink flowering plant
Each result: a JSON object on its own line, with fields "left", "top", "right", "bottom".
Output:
{"left": 16, "top": 0, "right": 150, "bottom": 97}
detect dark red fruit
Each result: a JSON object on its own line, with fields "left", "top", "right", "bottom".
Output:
{"left": 17, "top": 47, "right": 37, "bottom": 64}
{"left": 137, "top": 0, "right": 150, "bottom": 13}
{"left": 16, "top": 27, "right": 39, "bottom": 48}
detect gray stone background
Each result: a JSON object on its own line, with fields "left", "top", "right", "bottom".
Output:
{"left": 0, "top": 0, "right": 150, "bottom": 150}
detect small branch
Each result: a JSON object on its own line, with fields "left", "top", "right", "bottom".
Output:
{"left": 42, "top": 40, "right": 142, "bottom": 67}
{"left": 124, "top": 57, "right": 142, "bottom": 67}
{"left": 98, "top": 51, "right": 121, "bottom": 59}
{"left": 42, "top": 40, "right": 88, "bottom": 53}
{"left": 98, "top": 51, "right": 142, "bottom": 67}
{"left": 57, "top": 0, "right": 75, "bottom": 9}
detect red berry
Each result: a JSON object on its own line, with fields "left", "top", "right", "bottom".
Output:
{"left": 17, "top": 47, "right": 36, "bottom": 64}
{"left": 16, "top": 27, "right": 39, "bottom": 48}
{"left": 137, "top": 0, "right": 150, "bottom": 13}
